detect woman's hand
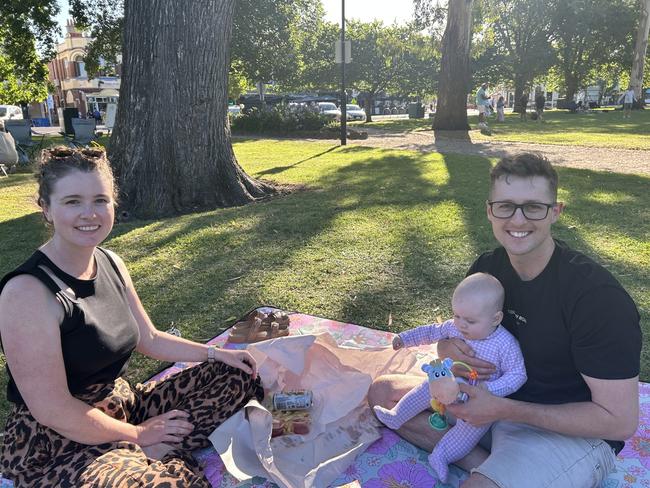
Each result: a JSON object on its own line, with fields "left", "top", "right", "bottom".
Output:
{"left": 437, "top": 338, "right": 496, "bottom": 380}
{"left": 392, "top": 336, "right": 404, "bottom": 350}
{"left": 215, "top": 349, "right": 258, "bottom": 378}
{"left": 136, "top": 410, "right": 194, "bottom": 446}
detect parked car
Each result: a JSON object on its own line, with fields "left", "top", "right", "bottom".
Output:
{"left": 228, "top": 104, "right": 242, "bottom": 115}
{"left": 346, "top": 104, "right": 366, "bottom": 122}
{"left": 0, "top": 105, "right": 23, "bottom": 130}
{"left": 317, "top": 102, "right": 341, "bottom": 121}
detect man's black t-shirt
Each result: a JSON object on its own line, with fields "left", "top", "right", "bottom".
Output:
{"left": 468, "top": 240, "right": 641, "bottom": 406}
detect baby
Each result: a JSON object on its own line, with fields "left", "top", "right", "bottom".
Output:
{"left": 373, "top": 272, "right": 527, "bottom": 482}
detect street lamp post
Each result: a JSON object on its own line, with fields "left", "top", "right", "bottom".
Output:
{"left": 340, "top": 0, "right": 347, "bottom": 146}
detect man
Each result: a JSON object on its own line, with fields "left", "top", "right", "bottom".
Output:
{"left": 476, "top": 83, "right": 491, "bottom": 127}
{"left": 519, "top": 92, "right": 529, "bottom": 122}
{"left": 534, "top": 91, "right": 545, "bottom": 122}
{"left": 622, "top": 87, "right": 635, "bottom": 119}
{"left": 368, "top": 153, "right": 641, "bottom": 487}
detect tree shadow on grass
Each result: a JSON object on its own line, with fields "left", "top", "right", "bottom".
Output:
{"left": 255, "top": 146, "right": 339, "bottom": 177}
{"left": 0, "top": 173, "right": 36, "bottom": 191}
{"left": 112, "top": 148, "right": 442, "bottom": 350}
{"left": 336, "top": 151, "right": 493, "bottom": 329}
{"left": 3, "top": 143, "right": 646, "bottom": 387}
{"left": 0, "top": 213, "right": 49, "bottom": 275}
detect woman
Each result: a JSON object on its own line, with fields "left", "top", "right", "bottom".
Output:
{"left": 0, "top": 146, "right": 263, "bottom": 487}
{"left": 496, "top": 96, "right": 505, "bottom": 122}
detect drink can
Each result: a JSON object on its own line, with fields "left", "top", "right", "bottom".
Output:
{"left": 272, "top": 390, "right": 313, "bottom": 411}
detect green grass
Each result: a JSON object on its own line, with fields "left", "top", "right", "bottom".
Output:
{"left": 0, "top": 139, "right": 648, "bottom": 427}
{"left": 362, "top": 109, "right": 650, "bottom": 150}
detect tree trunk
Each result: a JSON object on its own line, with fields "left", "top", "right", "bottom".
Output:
{"left": 365, "top": 94, "right": 374, "bottom": 123}
{"left": 630, "top": 0, "right": 650, "bottom": 103}
{"left": 109, "top": 0, "right": 274, "bottom": 219}
{"left": 432, "top": 0, "right": 474, "bottom": 131}
{"left": 564, "top": 72, "right": 579, "bottom": 102}
{"left": 512, "top": 75, "right": 527, "bottom": 113}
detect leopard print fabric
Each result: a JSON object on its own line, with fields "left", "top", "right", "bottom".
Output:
{"left": 1, "top": 360, "right": 264, "bottom": 487}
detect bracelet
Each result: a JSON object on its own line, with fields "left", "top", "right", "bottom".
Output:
{"left": 207, "top": 345, "right": 217, "bottom": 363}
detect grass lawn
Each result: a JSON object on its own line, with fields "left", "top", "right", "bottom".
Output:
{"left": 362, "top": 109, "right": 650, "bottom": 150}
{"left": 0, "top": 139, "right": 648, "bottom": 427}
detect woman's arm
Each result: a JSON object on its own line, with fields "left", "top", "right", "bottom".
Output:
{"left": 105, "top": 250, "right": 256, "bottom": 376}
{"left": 0, "top": 275, "right": 192, "bottom": 445}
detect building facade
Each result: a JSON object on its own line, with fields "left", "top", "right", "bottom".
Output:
{"left": 47, "top": 20, "right": 120, "bottom": 120}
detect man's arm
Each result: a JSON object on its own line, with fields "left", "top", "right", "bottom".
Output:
{"left": 448, "top": 374, "right": 639, "bottom": 441}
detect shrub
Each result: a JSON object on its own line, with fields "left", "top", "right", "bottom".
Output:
{"left": 231, "top": 103, "right": 330, "bottom": 135}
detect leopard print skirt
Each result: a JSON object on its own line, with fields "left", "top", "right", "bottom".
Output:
{"left": 1, "top": 360, "right": 263, "bottom": 487}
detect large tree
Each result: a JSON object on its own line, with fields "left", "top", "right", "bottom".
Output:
{"left": 345, "top": 21, "right": 424, "bottom": 122}
{"left": 482, "top": 0, "right": 555, "bottom": 113}
{"left": 289, "top": 20, "right": 340, "bottom": 91}
{"left": 74, "top": 0, "right": 319, "bottom": 89}
{"left": 551, "top": 0, "right": 636, "bottom": 101}
{"left": 108, "top": 0, "right": 274, "bottom": 218}
{"left": 630, "top": 0, "right": 650, "bottom": 102}
{"left": 431, "top": 0, "right": 474, "bottom": 130}
{"left": 0, "top": 1, "right": 59, "bottom": 104}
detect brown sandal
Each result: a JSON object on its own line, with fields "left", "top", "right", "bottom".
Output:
{"left": 227, "top": 310, "right": 291, "bottom": 343}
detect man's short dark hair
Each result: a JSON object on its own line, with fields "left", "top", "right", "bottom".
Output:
{"left": 490, "top": 153, "right": 558, "bottom": 199}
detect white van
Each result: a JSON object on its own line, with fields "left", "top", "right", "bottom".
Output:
{"left": 0, "top": 105, "right": 24, "bottom": 130}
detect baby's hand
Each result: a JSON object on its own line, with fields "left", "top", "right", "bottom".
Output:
{"left": 392, "top": 336, "right": 404, "bottom": 350}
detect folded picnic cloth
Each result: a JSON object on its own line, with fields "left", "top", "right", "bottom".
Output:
{"left": 209, "top": 333, "right": 421, "bottom": 488}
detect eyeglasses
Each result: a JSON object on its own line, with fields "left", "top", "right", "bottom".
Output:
{"left": 488, "top": 201, "right": 556, "bottom": 220}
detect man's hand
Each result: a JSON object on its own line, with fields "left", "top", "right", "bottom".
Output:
{"left": 437, "top": 338, "right": 496, "bottom": 380}
{"left": 447, "top": 383, "right": 506, "bottom": 427}
{"left": 392, "top": 336, "right": 404, "bottom": 350}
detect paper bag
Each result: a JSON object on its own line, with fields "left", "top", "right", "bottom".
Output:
{"left": 209, "top": 333, "right": 420, "bottom": 488}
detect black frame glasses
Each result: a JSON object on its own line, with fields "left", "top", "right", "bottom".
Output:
{"left": 487, "top": 201, "right": 557, "bottom": 220}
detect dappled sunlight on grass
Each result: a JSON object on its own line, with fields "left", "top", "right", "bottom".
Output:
{"left": 369, "top": 110, "right": 650, "bottom": 149}
{"left": 583, "top": 190, "right": 639, "bottom": 205}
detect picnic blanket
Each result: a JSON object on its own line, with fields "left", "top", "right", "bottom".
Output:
{"left": 161, "top": 308, "right": 650, "bottom": 488}
{"left": 1, "top": 308, "right": 648, "bottom": 487}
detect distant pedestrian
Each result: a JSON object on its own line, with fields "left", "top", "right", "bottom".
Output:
{"left": 622, "top": 87, "right": 635, "bottom": 119}
{"left": 93, "top": 109, "right": 102, "bottom": 124}
{"left": 476, "top": 83, "right": 491, "bottom": 129}
{"left": 496, "top": 96, "right": 505, "bottom": 122}
{"left": 535, "top": 92, "right": 546, "bottom": 123}
{"left": 519, "top": 92, "right": 529, "bottom": 121}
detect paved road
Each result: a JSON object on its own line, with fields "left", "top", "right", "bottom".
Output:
{"left": 32, "top": 125, "right": 109, "bottom": 135}
{"left": 351, "top": 127, "right": 650, "bottom": 176}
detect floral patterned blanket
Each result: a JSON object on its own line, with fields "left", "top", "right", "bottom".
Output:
{"left": 169, "top": 310, "right": 650, "bottom": 488}
{"left": 2, "top": 309, "right": 647, "bottom": 487}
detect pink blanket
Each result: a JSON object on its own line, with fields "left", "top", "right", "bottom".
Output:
{"left": 155, "top": 309, "right": 650, "bottom": 488}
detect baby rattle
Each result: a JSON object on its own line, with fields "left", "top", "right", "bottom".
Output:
{"left": 422, "top": 357, "right": 479, "bottom": 430}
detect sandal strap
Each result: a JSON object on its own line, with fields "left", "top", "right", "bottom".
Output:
{"left": 247, "top": 317, "right": 262, "bottom": 341}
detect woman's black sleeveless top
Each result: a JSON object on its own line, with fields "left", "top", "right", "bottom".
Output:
{"left": 0, "top": 248, "right": 140, "bottom": 404}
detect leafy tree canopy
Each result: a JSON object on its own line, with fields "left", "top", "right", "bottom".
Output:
{"left": 0, "top": 0, "right": 59, "bottom": 102}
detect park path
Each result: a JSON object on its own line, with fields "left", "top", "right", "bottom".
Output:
{"left": 350, "top": 127, "right": 650, "bottom": 176}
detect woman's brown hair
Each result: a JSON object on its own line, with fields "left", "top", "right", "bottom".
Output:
{"left": 36, "top": 146, "right": 118, "bottom": 209}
